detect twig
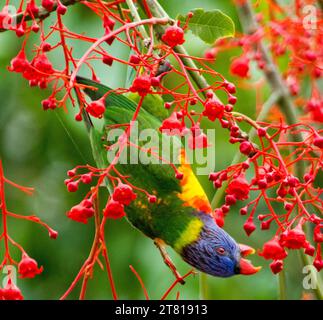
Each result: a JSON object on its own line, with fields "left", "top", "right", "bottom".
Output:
{"left": 0, "top": 0, "right": 80, "bottom": 33}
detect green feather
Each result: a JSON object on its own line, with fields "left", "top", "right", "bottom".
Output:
{"left": 77, "top": 76, "right": 202, "bottom": 248}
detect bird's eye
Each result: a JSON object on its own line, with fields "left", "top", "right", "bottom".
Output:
{"left": 216, "top": 247, "right": 226, "bottom": 255}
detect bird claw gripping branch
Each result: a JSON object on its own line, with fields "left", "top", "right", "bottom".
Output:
{"left": 0, "top": 0, "right": 322, "bottom": 300}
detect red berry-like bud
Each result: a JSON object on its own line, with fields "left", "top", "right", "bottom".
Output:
{"left": 164, "top": 102, "right": 172, "bottom": 109}
{"left": 313, "top": 246, "right": 323, "bottom": 272}
{"left": 225, "top": 104, "right": 233, "bottom": 112}
{"left": 15, "top": 25, "right": 25, "bottom": 37}
{"left": 148, "top": 195, "right": 157, "bottom": 203}
{"left": 240, "top": 207, "right": 248, "bottom": 215}
{"left": 230, "top": 57, "right": 249, "bottom": 78}
{"left": 67, "top": 169, "right": 76, "bottom": 177}
{"left": 304, "top": 242, "right": 315, "bottom": 256}
{"left": 42, "top": 42, "right": 52, "bottom": 52}
{"left": 57, "top": 3, "right": 67, "bottom": 15}
{"left": 175, "top": 172, "right": 184, "bottom": 180}
{"left": 261, "top": 220, "right": 271, "bottom": 230}
{"left": 257, "top": 178, "right": 268, "bottom": 189}
{"left": 213, "top": 209, "right": 224, "bottom": 228}
{"left": 304, "top": 50, "right": 317, "bottom": 61}
{"left": 103, "top": 55, "right": 113, "bottom": 66}
{"left": 225, "top": 194, "right": 236, "bottom": 206}
{"left": 228, "top": 95, "right": 237, "bottom": 105}
{"left": 161, "top": 25, "right": 185, "bottom": 47}
{"left": 257, "top": 127, "right": 267, "bottom": 137}
{"left": 81, "top": 173, "right": 92, "bottom": 184}
{"left": 206, "top": 92, "right": 214, "bottom": 99}
{"left": 129, "top": 55, "right": 141, "bottom": 64}
{"left": 243, "top": 218, "right": 256, "bottom": 236}
{"left": 150, "top": 77, "right": 160, "bottom": 87}
{"left": 67, "top": 181, "right": 79, "bottom": 192}
{"left": 75, "top": 113, "right": 82, "bottom": 121}
{"left": 284, "top": 202, "right": 293, "bottom": 211}
{"left": 225, "top": 82, "right": 236, "bottom": 94}
{"left": 313, "top": 135, "right": 323, "bottom": 149}
{"left": 314, "top": 224, "right": 323, "bottom": 243}
{"left": 221, "top": 205, "right": 230, "bottom": 214}
{"left": 270, "top": 260, "right": 284, "bottom": 274}
{"left": 41, "top": 0, "right": 54, "bottom": 11}
{"left": 209, "top": 172, "right": 219, "bottom": 181}
{"left": 239, "top": 141, "right": 253, "bottom": 155}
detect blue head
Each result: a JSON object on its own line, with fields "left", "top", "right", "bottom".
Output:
{"left": 180, "top": 212, "right": 260, "bottom": 277}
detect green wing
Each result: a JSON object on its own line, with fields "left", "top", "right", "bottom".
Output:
{"left": 77, "top": 77, "right": 196, "bottom": 245}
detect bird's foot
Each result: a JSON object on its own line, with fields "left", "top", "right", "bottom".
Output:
{"left": 154, "top": 238, "right": 185, "bottom": 285}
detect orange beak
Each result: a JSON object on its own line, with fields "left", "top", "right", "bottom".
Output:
{"left": 238, "top": 243, "right": 262, "bottom": 275}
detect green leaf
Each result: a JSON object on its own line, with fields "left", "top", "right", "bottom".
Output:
{"left": 177, "top": 8, "right": 235, "bottom": 44}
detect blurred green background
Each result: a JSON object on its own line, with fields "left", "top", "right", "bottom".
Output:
{"left": 0, "top": 0, "right": 309, "bottom": 299}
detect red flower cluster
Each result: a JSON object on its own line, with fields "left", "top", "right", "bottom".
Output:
{"left": 67, "top": 199, "right": 95, "bottom": 224}
{"left": 104, "top": 182, "right": 137, "bottom": 219}
{"left": 226, "top": 175, "right": 250, "bottom": 201}
{"left": 10, "top": 51, "right": 54, "bottom": 90}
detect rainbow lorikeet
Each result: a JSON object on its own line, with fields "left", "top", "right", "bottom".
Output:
{"left": 77, "top": 76, "right": 260, "bottom": 281}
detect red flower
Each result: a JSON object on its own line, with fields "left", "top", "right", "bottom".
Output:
{"left": 230, "top": 57, "right": 250, "bottom": 78}
{"left": 33, "top": 54, "right": 54, "bottom": 75}
{"left": 280, "top": 223, "right": 306, "bottom": 249}
{"left": 0, "top": 280, "right": 23, "bottom": 300}
{"left": 270, "top": 260, "right": 284, "bottom": 274}
{"left": 159, "top": 112, "right": 185, "bottom": 135}
{"left": 130, "top": 76, "right": 151, "bottom": 96}
{"left": 104, "top": 199, "right": 125, "bottom": 219}
{"left": 67, "top": 199, "right": 94, "bottom": 224}
{"left": 9, "top": 50, "right": 29, "bottom": 73}
{"left": 86, "top": 98, "right": 106, "bottom": 118}
{"left": 259, "top": 236, "right": 288, "bottom": 260}
{"left": 226, "top": 175, "right": 250, "bottom": 200}
{"left": 202, "top": 99, "right": 224, "bottom": 121}
{"left": 112, "top": 183, "right": 137, "bottom": 206}
{"left": 18, "top": 254, "right": 43, "bottom": 278}
{"left": 161, "top": 25, "right": 185, "bottom": 47}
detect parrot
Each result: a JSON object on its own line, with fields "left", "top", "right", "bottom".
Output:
{"left": 77, "top": 76, "right": 261, "bottom": 282}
